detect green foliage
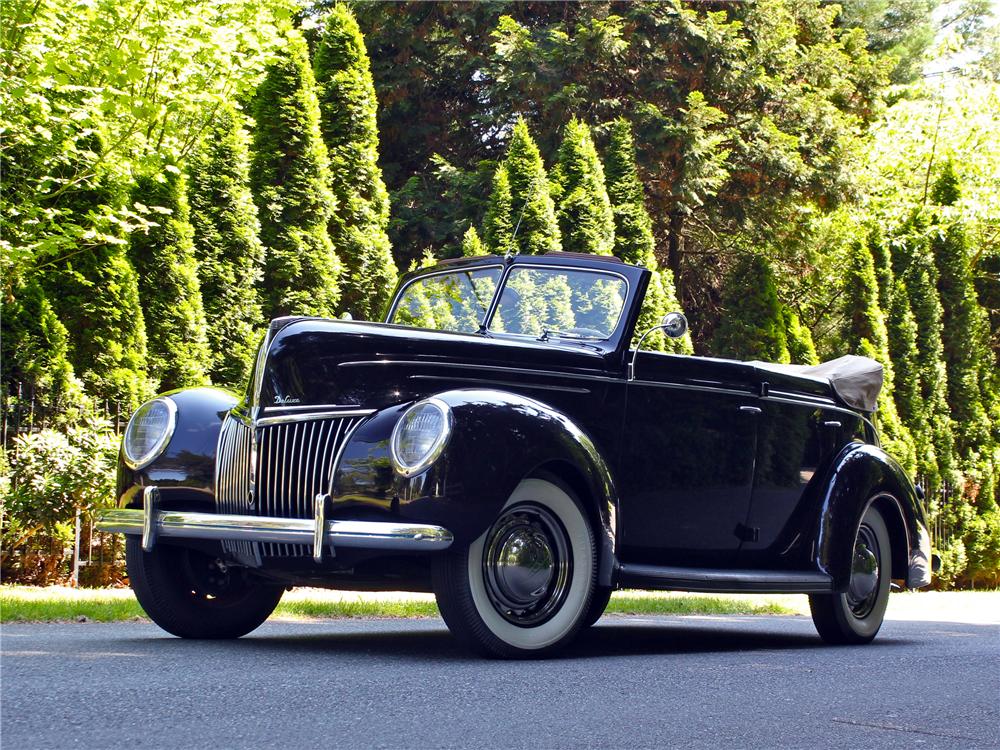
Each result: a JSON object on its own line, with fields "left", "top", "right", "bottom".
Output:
{"left": 502, "top": 118, "right": 561, "bottom": 255}
{"left": 461, "top": 226, "right": 485, "bottom": 257}
{"left": 605, "top": 119, "right": 655, "bottom": 267}
{"left": 129, "top": 169, "right": 211, "bottom": 391}
{"left": 314, "top": 4, "right": 397, "bottom": 320}
{"left": 484, "top": 164, "right": 515, "bottom": 255}
{"left": 1, "top": 417, "right": 118, "bottom": 582}
{"left": 858, "top": 338, "right": 917, "bottom": 473}
{"left": 783, "top": 307, "right": 819, "bottom": 365}
{"left": 712, "top": 255, "right": 790, "bottom": 363}
{"left": 250, "top": 29, "right": 341, "bottom": 318}
{"left": 552, "top": 118, "right": 614, "bottom": 256}
{"left": 1, "top": 279, "right": 88, "bottom": 424}
{"left": 187, "top": 103, "right": 265, "bottom": 389}
{"left": 843, "top": 238, "right": 890, "bottom": 356}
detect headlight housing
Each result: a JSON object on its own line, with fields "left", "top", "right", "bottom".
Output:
{"left": 122, "top": 397, "right": 177, "bottom": 469}
{"left": 389, "top": 398, "right": 453, "bottom": 477}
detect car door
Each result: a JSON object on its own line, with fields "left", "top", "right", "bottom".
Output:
{"left": 619, "top": 353, "right": 760, "bottom": 568}
{"left": 736, "top": 396, "right": 865, "bottom": 569}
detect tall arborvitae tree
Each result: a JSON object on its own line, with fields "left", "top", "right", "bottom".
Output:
{"left": 187, "top": 103, "right": 265, "bottom": 388}
{"left": 1, "top": 278, "right": 88, "bottom": 425}
{"left": 314, "top": 5, "right": 397, "bottom": 320}
{"left": 887, "top": 279, "right": 935, "bottom": 477}
{"left": 129, "top": 169, "right": 212, "bottom": 391}
{"left": 39, "top": 134, "right": 150, "bottom": 410}
{"left": 783, "top": 307, "right": 818, "bottom": 365}
{"left": 251, "top": 29, "right": 340, "bottom": 318}
{"left": 711, "top": 254, "right": 789, "bottom": 363}
{"left": 867, "top": 225, "right": 894, "bottom": 313}
{"left": 483, "top": 164, "right": 515, "bottom": 255}
{"left": 503, "top": 117, "right": 560, "bottom": 255}
{"left": 842, "top": 238, "right": 916, "bottom": 472}
{"left": 899, "top": 227, "right": 956, "bottom": 483}
{"left": 461, "top": 226, "right": 485, "bottom": 257}
{"left": 551, "top": 118, "right": 614, "bottom": 256}
{"left": 930, "top": 167, "right": 993, "bottom": 457}
{"left": 605, "top": 119, "right": 690, "bottom": 354}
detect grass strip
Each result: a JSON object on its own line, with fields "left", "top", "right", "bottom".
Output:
{"left": 1, "top": 585, "right": 794, "bottom": 623}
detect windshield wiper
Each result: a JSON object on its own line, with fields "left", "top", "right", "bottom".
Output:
{"left": 538, "top": 328, "right": 601, "bottom": 342}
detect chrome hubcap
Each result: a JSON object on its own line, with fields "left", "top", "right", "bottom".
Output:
{"left": 483, "top": 503, "right": 571, "bottom": 626}
{"left": 847, "top": 524, "right": 880, "bottom": 618}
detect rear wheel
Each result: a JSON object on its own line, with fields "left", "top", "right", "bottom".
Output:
{"left": 126, "top": 538, "right": 283, "bottom": 639}
{"left": 809, "top": 503, "right": 891, "bottom": 645}
{"left": 583, "top": 585, "right": 613, "bottom": 627}
{"left": 433, "top": 478, "right": 597, "bottom": 658}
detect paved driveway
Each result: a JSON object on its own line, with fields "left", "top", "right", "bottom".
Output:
{"left": 3, "top": 612, "right": 998, "bottom": 749}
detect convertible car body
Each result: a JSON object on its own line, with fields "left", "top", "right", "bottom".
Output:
{"left": 98, "top": 252, "right": 932, "bottom": 657}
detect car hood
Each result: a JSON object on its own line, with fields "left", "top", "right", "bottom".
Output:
{"left": 250, "top": 318, "right": 615, "bottom": 412}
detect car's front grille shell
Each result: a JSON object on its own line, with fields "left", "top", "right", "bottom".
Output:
{"left": 215, "top": 413, "right": 365, "bottom": 560}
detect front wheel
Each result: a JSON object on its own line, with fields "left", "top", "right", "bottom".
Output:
{"left": 126, "top": 538, "right": 283, "bottom": 639}
{"left": 809, "top": 503, "right": 891, "bottom": 645}
{"left": 432, "top": 478, "right": 597, "bottom": 658}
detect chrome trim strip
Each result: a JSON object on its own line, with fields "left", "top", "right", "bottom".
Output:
{"left": 96, "top": 508, "right": 454, "bottom": 551}
{"left": 262, "top": 403, "right": 365, "bottom": 412}
{"left": 142, "top": 486, "right": 159, "bottom": 552}
{"left": 407, "top": 374, "right": 591, "bottom": 395}
{"left": 313, "top": 493, "right": 328, "bottom": 562}
{"left": 631, "top": 378, "right": 754, "bottom": 399}
{"left": 337, "top": 359, "right": 619, "bottom": 383}
{"left": 255, "top": 409, "right": 375, "bottom": 426}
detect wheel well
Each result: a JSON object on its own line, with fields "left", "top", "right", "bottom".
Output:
{"left": 532, "top": 460, "right": 604, "bottom": 532}
{"left": 872, "top": 494, "right": 908, "bottom": 581}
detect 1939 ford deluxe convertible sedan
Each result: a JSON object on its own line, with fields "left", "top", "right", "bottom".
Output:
{"left": 98, "top": 252, "right": 932, "bottom": 657}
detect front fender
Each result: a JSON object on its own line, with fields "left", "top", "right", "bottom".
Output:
{"left": 813, "top": 443, "right": 930, "bottom": 590}
{"left": 116, "top": 387, "right": 238, "bottom": 510}
{"left": 332, "top": 389, "right": 619, "bottom": 583}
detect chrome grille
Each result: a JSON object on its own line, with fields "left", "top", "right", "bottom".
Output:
{"left": 215, "top": 413, "right": 365, "bottom": 559}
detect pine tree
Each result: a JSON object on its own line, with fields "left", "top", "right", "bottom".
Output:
{"left": 461, "top": 226, "right": 485, "bottom": 257}
{"left": 551, "top": 118, "right": 614, "bottom": 256}
{"left": 783, "top": 307, "right": 818, "bottom": 365}
{"left": 711, "top": 254, "right": 790, "bottom": 363}
{"left": 604, "top": 119, "right": 691, "bottom": 354}
{"left": 187, "top": 103, "right": 264, "bottom": 389}
{"left": 38, "top": 134, "right": 150, "bottom": 410}
{"left": 502, "top": 118, "right": 560, "bottom": 255}
{"left": 250, "top": 29, "right": 340, "bottom": 319}
{"left": 129, "top": 169, "right": 212, "bottom": 391}
{"left": 1, "top": 278, "right": 88, "bottom": 425}
{"left": 483, "top": 163, "right": 515, "bottom": 255}
{"left": 314, "top": 5, "right": 397, "bottom": 320}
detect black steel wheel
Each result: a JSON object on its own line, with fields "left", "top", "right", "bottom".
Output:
{"left": 809, "top": 503, "right": 892, "bottom": 645}
{"left": 126, "top": 538, "right": 283, "bottom": 639}
{"left": 432, "top": 477, "right": 597, "bottom": 658}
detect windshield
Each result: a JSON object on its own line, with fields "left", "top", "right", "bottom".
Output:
{"left": 490, "top": 267, "right": 627, "bottom": 340}
{"left": 390, "top": 266, "right": 502, "bottom": 333}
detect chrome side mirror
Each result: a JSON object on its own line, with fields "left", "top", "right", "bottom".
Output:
{"left": 628, "top": 312, "right": 689, "bottom": 381}
{"left": 660, "top": 312, "right": 687, "bottom": 339}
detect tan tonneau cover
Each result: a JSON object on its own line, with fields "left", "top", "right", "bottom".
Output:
{"left": 750, "top": 355, "right": 883, "bottom": 412}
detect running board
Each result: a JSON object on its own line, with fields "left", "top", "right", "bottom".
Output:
{"left": 617, "top": 563, "right": 834, "bottom": 594}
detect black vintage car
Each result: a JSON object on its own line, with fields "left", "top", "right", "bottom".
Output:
{"left": 98, "top": 252, "right": 932, "bottom": 657}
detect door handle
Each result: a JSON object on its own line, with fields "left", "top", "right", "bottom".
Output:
{"left": 739, "top": 406, "right": 762, "bottom": 415}
{"left": 822, "top": 420, "right": 842, "bottom": 428}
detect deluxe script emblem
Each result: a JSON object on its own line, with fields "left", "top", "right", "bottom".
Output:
{"left": 274, "top": 395, "right": 301, "bottom": 405}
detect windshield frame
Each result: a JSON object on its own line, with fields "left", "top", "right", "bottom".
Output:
{"left": 384, "top": 263, "right": 505, "bottom": 334}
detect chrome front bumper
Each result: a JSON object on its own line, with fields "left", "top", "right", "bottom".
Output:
{"left": 95, "top": 487, "right": 453, "bottom": 562}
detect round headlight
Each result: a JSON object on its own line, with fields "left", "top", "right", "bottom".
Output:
{"left": 390, "top": 398, "right": 453, "bottom": 477}
{"left": 122, "top": 397, "right": 177, "bottom": 469}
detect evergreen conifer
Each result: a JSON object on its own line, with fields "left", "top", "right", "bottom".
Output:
{"left": 484, "top": 164, "right": 515, "bottom": 255}
{"left": 502, "top": 118, "right": 560, "bottom": 255}
{"left": 39, "top": 134, "right": 150, "bottom": 410}
{"left": 314, "top": 5, "right": 397, "bottom": 320}
{"left": 783, "top": 307, "right": 819, "bottom": 365}
{"left": 251, "top": 29, "right": 340, "bottom": 318}
{"left": 187, "top": 103, "right": 265, "bottom": 388}
{"left": 711, "top": 254, "right": 790, "bottom": 363}
{"left": 129, "top": 169, "right": 212, "bottom": 391}
{"left": 461, "top": 226, "right": 485, "bottom": 257}
{"left": 604, "top": 119, "right": 691, "bottom": 354}
{"left": 551, "top": 118, "right": 614, "bottom": 256}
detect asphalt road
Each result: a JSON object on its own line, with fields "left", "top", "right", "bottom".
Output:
{"left": 2, "top": 614, "right": 998, "bottom": 750}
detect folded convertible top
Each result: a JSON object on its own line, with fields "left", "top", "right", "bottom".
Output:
{"left": 750, "top": 355, "right": 884, "bottom": 412}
